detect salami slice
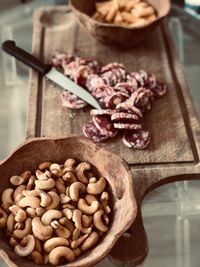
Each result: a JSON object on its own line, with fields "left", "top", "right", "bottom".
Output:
{"left": 51, "top": 53, "right": 76, "bottom": 68}
{"left": 83, "top": 120, "right": 109, "bottom": 142}
{"left": 61, "top": 91, "right": 87, "bottom": 109}
{"left": 86, "top": 74, "right": 105, "bottom": 92}
{"left": 111, "top": 112, "right": 139, "bottom": 122}
{"left": 74, "top": 65, "right": 92, "bottom": 87}
{"left": 90, "top": 109, "right": 114, "bottom": 116}
{"left": 106, "top": 92, "right": 129, "bottom": 109}
{"left": 126, "top": 73, "right": 139, "bottom": 90}
{"left": 115, "top": 82, "right": 136, "bottom": 95}
{"left": 122, "top": 130, "right": 150, "bottom": 149}
{"left": 92, "top": 85, "right": 115, "bottom": 107}
{"left": 113, "top": 123, "right": 142, "bottom": 130}
{"left": 93, "top": 115, "right": 118, "bottom": 137}
{"left": 130, "top": 88, "right": 154, "bottom": 114}
{"left": 116, "top": 101, "right": 143, "bottom": 118}
{"left": 101, "top": 62, "right": 125, "bottom": 73}
{"left": 151, "top": 82, "right": 167, "bottom": 98}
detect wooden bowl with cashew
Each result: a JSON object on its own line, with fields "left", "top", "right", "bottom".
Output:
{"left": 0, "top": 136, "right": 136, "bottom": 267}
{"left": 69, "top": 0, "right": 171, "bottom": 46}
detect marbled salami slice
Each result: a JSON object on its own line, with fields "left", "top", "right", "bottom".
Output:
{"left": 86, "top": 74, "right": 105, "bottom": 92}
{"left": 131, "top": 87, "right": 154, "bottom": 114}
{"left": 51, "top": 53, "right": 76, "bottom": 68}
{"left": 83, "top": 120, "right": 109, "bottom": 142}
{"left": 93, "top": 115, "right": 118, "bottom": 137}
{"left": 90, "top": 109, "right": 114, "bottom": 116}
{"left": 111, "top": 112, "right": 139, "bottom": 122}
{"left": 115, "top": 82, "right": 136, "bottom": 95}
{"left": 106, "top": 92, "right": 129, "bottom": 109}
{"left": 61, "top": 91, "right": 87, "bottom": 109}
{"left": 151, "top": 82, "right": 167, "bottom": 98}
{"left": 101, "top": 62, "right": 125, "bottom": 73}
{"left": 74, "top": 65, "right": 92, "bottom": 87}
{"left": 122, "top": 130, "right": 150, "bottom": 149}
{"left": 113, "top": 123, "right": 142, "bottom": 130}
{"left": 116, "top": 101, "right": 143, "bottom": 118}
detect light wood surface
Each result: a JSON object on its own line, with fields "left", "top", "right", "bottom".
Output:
{"left": 25, "top": 5, "right": 200, "bottom": 265}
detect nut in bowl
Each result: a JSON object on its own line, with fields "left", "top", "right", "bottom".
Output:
{"left": 0, "top": 136, "right": 136, "bottom": 266}
{"left": 69, "top": 0, "right": 171, "bottom": 46}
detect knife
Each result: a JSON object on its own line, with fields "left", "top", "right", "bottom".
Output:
{"left": 2, "top": 40, "right": 101, "bottom": 110}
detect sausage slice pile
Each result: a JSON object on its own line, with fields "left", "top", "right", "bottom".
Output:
{"left": 51, "top": 53, "right": 167, "bottom": 149}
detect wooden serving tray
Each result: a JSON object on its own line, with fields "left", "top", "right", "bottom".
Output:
{"left": 27, "top": 6, "right": 200, "bottom": 265}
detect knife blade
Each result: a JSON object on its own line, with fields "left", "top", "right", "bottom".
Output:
{"left": 2, "top": 40, "right": 101, "bottom": 110}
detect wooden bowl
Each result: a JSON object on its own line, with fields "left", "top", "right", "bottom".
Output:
{"left": 0, "top": 136, "right": 137, "bottom": 267}
{"left": 69, "top": 0, "right": 171, "bottom": 46}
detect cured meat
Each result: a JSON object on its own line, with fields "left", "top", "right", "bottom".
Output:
{"left": 83, "top": 120, "right": 109, "bottom": 142}
{"left": 101, "top": 62, "right": 125, "bottom": 73}
{"left": 93, "top": 115, "right": 118, "bottom": 137}
{"left": 74, "top": 65, "right": 92, "bottom": 87}
{"left": 130, "top": 87, "right": 154, "bottom": 114}
{"left": 116, "top": 101, "right": 143, "bottom": 118}
{"left": 113, "top": 123, "right": 142, "bottom": 130}
{"left": 111, "top": 112, "right": 140, "bottom": 122}
{"left": 90, "top": 109, "right": 114, "bottom": 116}
{"left": 51, "top": 53, "right": 75, "bottom": 68}
{"left": 61, "top": 91, "right": 87, "bottom": 109}
{"left": 106, "top": 92, "right": 129, "bottom": 109}
{"left": 115, "top": 82, "right": 136, "bottom": 95}
{"left": 151, "top": 82, "right": 167, "bottom": 98}
{"left": 92, "top": 85, "right": 115, "bottom": 107}
{"left": 86, "top": 74, "right": 105, "bottom": 92}
{"left": 122, "top": 130, "right": 150, "bottom": 149}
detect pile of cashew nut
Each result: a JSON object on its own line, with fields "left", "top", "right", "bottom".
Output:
{"left": 0, "top": 159, "right": 111, "bottom": 265}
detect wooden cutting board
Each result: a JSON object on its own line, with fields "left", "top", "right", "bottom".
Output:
{"left": 28, "top": 6, "right": 200, "bottom": 265}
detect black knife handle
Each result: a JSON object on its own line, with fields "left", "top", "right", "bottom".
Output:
{"left": 2, "top": 40, "right": 51, "bottom": 75}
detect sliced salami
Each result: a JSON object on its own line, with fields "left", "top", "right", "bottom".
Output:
{"left": 106, "top": 92, "right": 129, "bottom": 109}
{"left": 83, "top": 120, "right": 109, "bottom": 142}
{"left": 93, "top": 115, "right": 118, "bottom": 137}
{"left": 122, "top": 130, "right": 150, "bottom": 149}
{"left": 115, "top": 82, "right": 136, "bottom": 95}
{"left": 130, "top": 87, "right": 154, "bottom": 114}
{"left": 101, "top": 62, "right": 125, "bottom": 73}
{"left": 51, "top": 53, "right": 76, "bottom": 68}
{"left": 86, "top": 74, "right": 105, "bottom": 92}
{"left": 151, "top": 82, "right": 167, "bottom": 98}
{"left": 116, "top": 101, "right": 143, "bottom": 118}
{"left": 113, "top": 123, "right": 142, "bottom": 130}
{"left": 61, "top": 91, "right": 87, "bottom": 109}
{"left": 74, "top": 65, "right": 92, "bottom": 87}
{"left": 126, "top": 73, "right": 140, "bottom": 89}
{"left": 92, "top": 85, "right": 115, "bottom": 107}
{"left": 111, "top": 112, "right": 139, "bottom": 122}
{"left": 90, "top": 109, "right": 114, "bottom": 116}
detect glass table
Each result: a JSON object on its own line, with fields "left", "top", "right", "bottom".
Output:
{"left": 0, "top": 1, "right": 200, "bottom": 266}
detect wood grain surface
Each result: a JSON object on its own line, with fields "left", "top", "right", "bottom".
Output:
{"left": 26, "top": 5, "right": 200, "bottom": 265}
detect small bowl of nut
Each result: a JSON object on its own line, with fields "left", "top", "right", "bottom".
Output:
{"left": 0, "top": 135, "right": 136, "bottom": 266}
{"left": 69, "top": 0, "right": 171, "bottom": 46}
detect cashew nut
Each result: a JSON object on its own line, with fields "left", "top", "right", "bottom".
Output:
{"left": 2, "top": 188, "right": 14, "bottom": 210}
{"left": 60, "top": 193, "right": 71, "bottom": 204}
{"left": 86, "top": 177, "right": 106, "bottom": 195}
{"left": 50, "top": 163, "right": 63, "bottom": 177}
{"left": 9, "top": 205, "right": 27, "bottom": 222}
{"left": 14, "top": 218, "right": 32, "bottom": 239}
{"left": 76, "top": 162, "right": 91, "bottom": 184}
{"left": 55, "top": 179, "right": 66, "bottom": 194}
{"left": 72, "top": 228, "right": 81, "bottom": 240}
{"left": 34, "top": 236, "right": 43, "bottom": 253}
{"left": 14, "top": 234, "right": 35, "bottom": 257}
{"left": 35, "top": 170, "right": 51, "bottom": 180}
{"left": 14, "top": 222, "right": 24, "bottom": 230}
{"left": 0, "top": 207, "right": 8, "bottom": 228}
{"left": 22, "top": 189, "right": 39, "bottom": 197}
{"left": 18, "top": 196, "right": 40, "bottom": 209}
{"left": 59, "top": 217, "right": 75, "bottom": 233}
{"left": 93, "top": 210, "right": 108, "bottom": 232}
{"left": 63, "top": 208, "right": 73, "bottom": 220}
{"left": 46, "top": 191, "right": 60, "bottom": 210}
{"left": 72, "top": 209, "right": 92, "bottom": 234}
{"left": 71, "top": 233, "right": 89, "bottom": 249}
{"left": 89, "top": 177, "right": 97, "bottom": 183}
{"left": 62, "top": 203, "right": 76, "bottom": 209}
{"left": 100, "top": 191, "right": 111, "bottom": 214}
{"left": 63, "top": 172, "right": 77, "bottom": 184}
{"left": 82, "top": 215, "right": 93, "bottom": 228}
{"left": 44, "top": 237, "right": 69, "bottom": 253}
{"left": 26, "top": 207, "right": 36, "bottom": 218}
{"left": 40, "top": 191, "right": 52, "bottom": 207}
{"left": 64, "top": 158, "right": 76, "bottom": 172}
{"left": 77, "top": 198, "right": 99, "bottom": 215}
{"left": 32, "top": 217, "right": 53, "bottom": 241}
{"left": 10, "top": 171, "right": 31, "bottom": 186}
{"left": 26, "top": 175, "right": 36, "bottom": 190}
{"left": 41, "top": 209, "right": 63, "bottom": 225}
{"left": 81, "top": 231, "right": 99, "bottom": 251}
{"left": 13, "top": 185, "right": 26, "bottom": 202}
{"left": 6, "top": 213, "right": 15, "bottom": 234}
{"left": 35, "top": 178, "right": 55, "bottom": 190}
{"left": 49, "top": 246, "right": 75, "bottom": 265}
{"left": 36, "top": 207, "right": 45, "bottom": 217}
{"left": 54, "top": 223, "right": 71, "bottom": 239}
{"left": 39, "top": 161, "right": 52, "bottom": 171}
{"left": 69, "top": 182, "right": 86, "bottom": 202}
{"left": 31, "top": 251, "right": 43, "bottom": 264}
